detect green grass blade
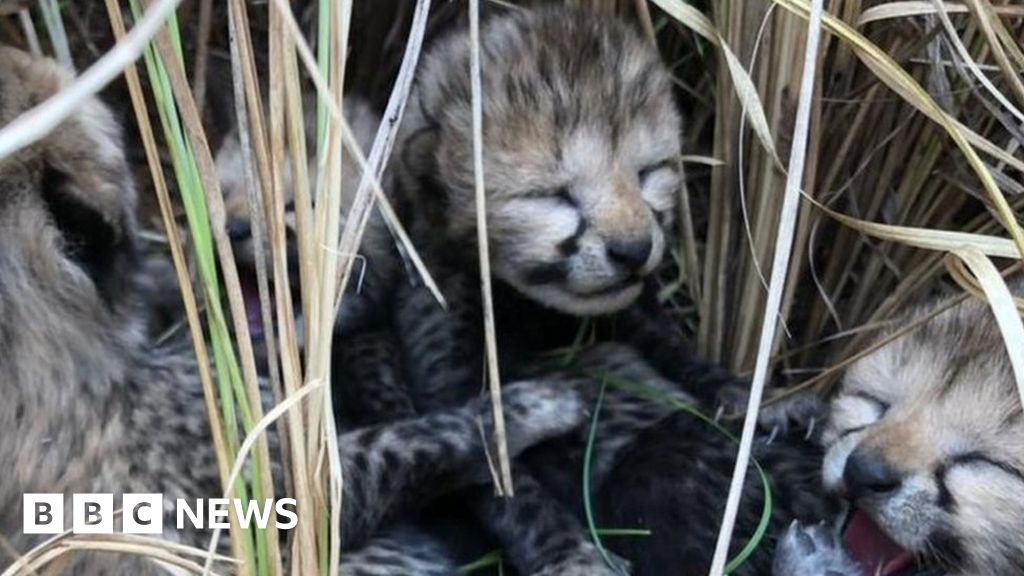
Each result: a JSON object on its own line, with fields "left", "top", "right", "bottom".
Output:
{"left": 127, "top": 2, "right": 270, "bottom": 572}
{"left": 582, "top": 373, "right": 628, "bottom": 575}
{"left": 588, "top": 372, "right": 774, "bottom": 574}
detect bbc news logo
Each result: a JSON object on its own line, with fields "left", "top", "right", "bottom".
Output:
{"left": 24, "top": 494, "right": 298, "bottom": 534}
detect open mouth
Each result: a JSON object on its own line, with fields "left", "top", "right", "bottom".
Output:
{"left": 236, "top": 264, "right": 302, "bottom": 343}
{"left": 843, "top": 509, "right": 917, "bottom": 576}
{"left": 238, "top": 266, "right": 268, "bottom": 340}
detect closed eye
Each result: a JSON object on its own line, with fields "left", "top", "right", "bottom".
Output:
{"left": 522, "top": 186, "right": 577, "bottom": 208}
{"left": 949, "top": 451, "right": 1024, "bottom": 485}
{"left": 837, "top": 391, "right": 890, "bottom": 438}
{"left": 638, "top": 159, "right": 678, "bottom": 186}
{"left": 850, "top": 391, "right": 890, "bottom": 416}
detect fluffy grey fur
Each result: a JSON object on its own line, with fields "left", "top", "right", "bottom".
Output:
{"left": 0, "top": 46, "right": 587, "bottom": 574}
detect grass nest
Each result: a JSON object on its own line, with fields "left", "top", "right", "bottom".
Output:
{"left": 0, "top": 0, "right": 1021, "bottom": 574}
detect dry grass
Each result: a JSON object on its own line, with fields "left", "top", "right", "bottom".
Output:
{"left": 697, "top": 1, "right": 1024, "bottom": 384}
{"left": 0, "top": 0, "right": 1021, "bottom": 574}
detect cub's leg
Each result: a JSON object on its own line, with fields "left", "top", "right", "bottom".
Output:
{"left": 341, "top": 524, "right": 460, "bottom": 576}
{"left": 337, "top": 377, "right": 584, "bottom": 550}
{"left": 471, "top": 470, "right": 626, "bottom": 576}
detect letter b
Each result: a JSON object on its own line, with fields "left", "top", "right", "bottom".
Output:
{"left": 23, "top": 494, "right": 63, "bottom": 534}
{"left": 73, "top": 494, "right": 113, "bottom": 534}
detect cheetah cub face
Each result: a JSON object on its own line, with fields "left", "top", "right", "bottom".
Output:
{"left": 820, "top": 286, "right": 1024, "bottom": 575}
{"left": 406, "top": 6, "right": 682, "bottom": 315}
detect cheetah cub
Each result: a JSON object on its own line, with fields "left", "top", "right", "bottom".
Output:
{"left": 393, "top": 3, "right": 697, "bottom": 415}
{"left": 215, "top": 98, "right": 399, "bottom": 341}
{"left": 396, "top": 4, "right": 681, "bottom": 317}
{"left": 776, "top": 282, "right": 1024, "bottom": 576}
{"left": 0, "top": 46, "right": 585, "bottom": 574}
{"left": 385, "top": 6, "right": 713, "bottom": 575}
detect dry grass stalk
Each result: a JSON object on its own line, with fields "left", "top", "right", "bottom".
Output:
{"left": 857, "top": 2, "right": 1024, "bottom": 25}
{"left": 3, "top": 529, "right": 237, "bottom": 576}
{"left": 0, "top": 0, "right": 183, "bottom": 160}
{"left": 265, "top": 6, "right": 318, "bottom": 573}
{"left": 305, "top": 1, "right": 350, "bottom": 570}
{"left": 103, "top": 0, "right": 250, "bottom": 570}
{"left": 469, "top": 0, "right": 515, "bottom": 497}
{"left": 709, "top": 0, "right": 826, "bottom": 571}
{"left": 225, "top": 0, "right": 291, "bottom": 502}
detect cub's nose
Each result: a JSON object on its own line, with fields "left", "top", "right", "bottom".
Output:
{"left": 228, "top": 220, "right": 251, "bottom": 242}
{"left": 844, "top": 447, "right": 902, "bottom": 497}
{"left": 606, "top": 238, "right": 653, "bottom": 272}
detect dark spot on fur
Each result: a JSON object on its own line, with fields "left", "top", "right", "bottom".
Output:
{"left": 934, "top": 463, "right": 955, "bottom": 511}
{"left": 554, "top": 187, "right": 577, "bottom": 208}
{"left": 382, "top": 449, "right": 401, "bottom": 472}
{"left": 514, "top": 498, "right": 541, "bottom": 524}
{"left": 927, "top": 528, "right": 967, "bottom": 572}
{"left": 352, "top": 452, "right": 369, "bottom": 472}
{"left": 556, "top": 215, "right": 586, "bottom": 256}
{"left": 411, "top": 447, "right": 435, "bottom": 467}
{"left": 359, "top": 426, "right": 383, "bottom": 449}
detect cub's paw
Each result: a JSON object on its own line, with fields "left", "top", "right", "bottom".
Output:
{"left": 716, "top": 384, "right": 825, "bottom": 441}
{"left": 773, "top": 521, "right": 859, "bottom": 576}
{"left": 480, "top": 378, "right": 585, "bottom": 456}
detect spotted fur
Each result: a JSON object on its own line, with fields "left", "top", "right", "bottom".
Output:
{"left": 0, "top": 46, "right": 586, "bottom": 574}
{"left": 383, "top": 7, "right": 759, "bottom": 574}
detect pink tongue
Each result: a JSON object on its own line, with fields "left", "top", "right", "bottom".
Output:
{"left": 243, "top": 282, "right": 264, "bottom": 338}
{"left": 843, "top": 511, "right": 915, "bottom": 576}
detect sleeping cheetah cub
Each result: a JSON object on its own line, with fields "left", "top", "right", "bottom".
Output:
{"left": 393, "top": 3, "right": 693, "bottom": 419}
{"left": 396, "top": 4, "right": 680, "bottom": 317}
{"left": 216, "top": 97, "right": 399, "bottom": 341}
{"left": 386, "top": 6, "right": 747, "bottom": 574}
{"left": 776, "top": 282, "right": 1024, "bottom": 576}
{"left": 0, "top": 46, "right": 585, "bottom": 574}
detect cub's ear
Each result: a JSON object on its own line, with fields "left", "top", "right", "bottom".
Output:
{"left": 37, "top": 97, "right": 139, "bottom": 306}
{"left": 40, "top": 163, "right": 137, "bottom": 305}
{"left": 2, "top": 47, "right": 140, "bottom": 304}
